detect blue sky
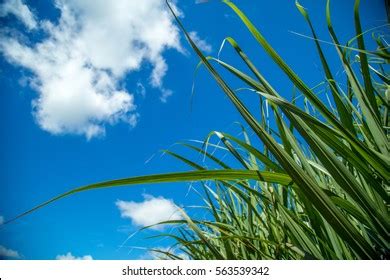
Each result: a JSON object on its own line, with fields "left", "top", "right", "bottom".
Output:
{"left": 0, "top": 0, "right": 386, "bottom": 260}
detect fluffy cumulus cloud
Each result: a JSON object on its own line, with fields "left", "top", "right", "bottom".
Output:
{"left": 0, "top": 245, "right": 21, "bottom": 259}
{"left": 0, "top": 0, "right": 193, "bottom": 139}
{"left": 56, "top": 252, "right": 93, "bottom": 260}
{"left": 116, "top": 194, "right": 181, "bottom": 230}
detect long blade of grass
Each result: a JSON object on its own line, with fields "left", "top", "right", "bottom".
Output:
{"left": 4, "top": 169, "right": 292, "bottom": 225}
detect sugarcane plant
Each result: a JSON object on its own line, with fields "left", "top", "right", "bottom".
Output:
{"left": 7, "top": 0, "right": 389, "bottom": 259}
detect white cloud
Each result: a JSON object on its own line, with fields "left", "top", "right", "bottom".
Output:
{"left": 0, "top": 0, "right": 38, "bottom": 30}
{"left": 0, "top": 245, "right": 21, "bottom": 259}
{"left": 116, "top": 194, "right": 182, "bottom": 230}
{"left": 0, "top": 216, "right": 4, "bottom": 225}
{"left": 56, "top": 252, "right": 93, "bottom": 260}
{"left": 136, "top": 82, "right": 146, "bottom": 98}
{"left": 189, "top": 31, "right": 212, "bottom": 53}
{"left": 160, "top": 88, "right": 173, "bottom": 103}
{"left": 0, "top": 0, "right": 187, "bottom": 138}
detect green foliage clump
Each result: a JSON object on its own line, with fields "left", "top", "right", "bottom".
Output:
{"left": 155, "top": 0, "right": 390, "bottom": 260}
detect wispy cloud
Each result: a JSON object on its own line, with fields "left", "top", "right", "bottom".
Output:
{"left": 137, "top": 246, "right": 188, "bottom": 260}
{"left": 0, "top": 0, "right": 186, "bottom": 139}
{"left": 136, "top": 82, "right": 146, "bottom": 98}
{"left": 0, "top": 215, "right": 4, "bottom": 225}
{"left": 189, "top": 31, "right": 213, "bottom": 53}
{"left": 0, "top": 0, "right": 37, "bottom": 30}
{"left": 160, "top": 88, "right": 173, "bottom": 103}
{"left": 56, "top": 252, "right": 93, "bottom": 260}
{"left": 116, "top": 194, "right": 182, "bottom": 230}
{"left": 0, "top": 245, "right": 21, "bottom": 259}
